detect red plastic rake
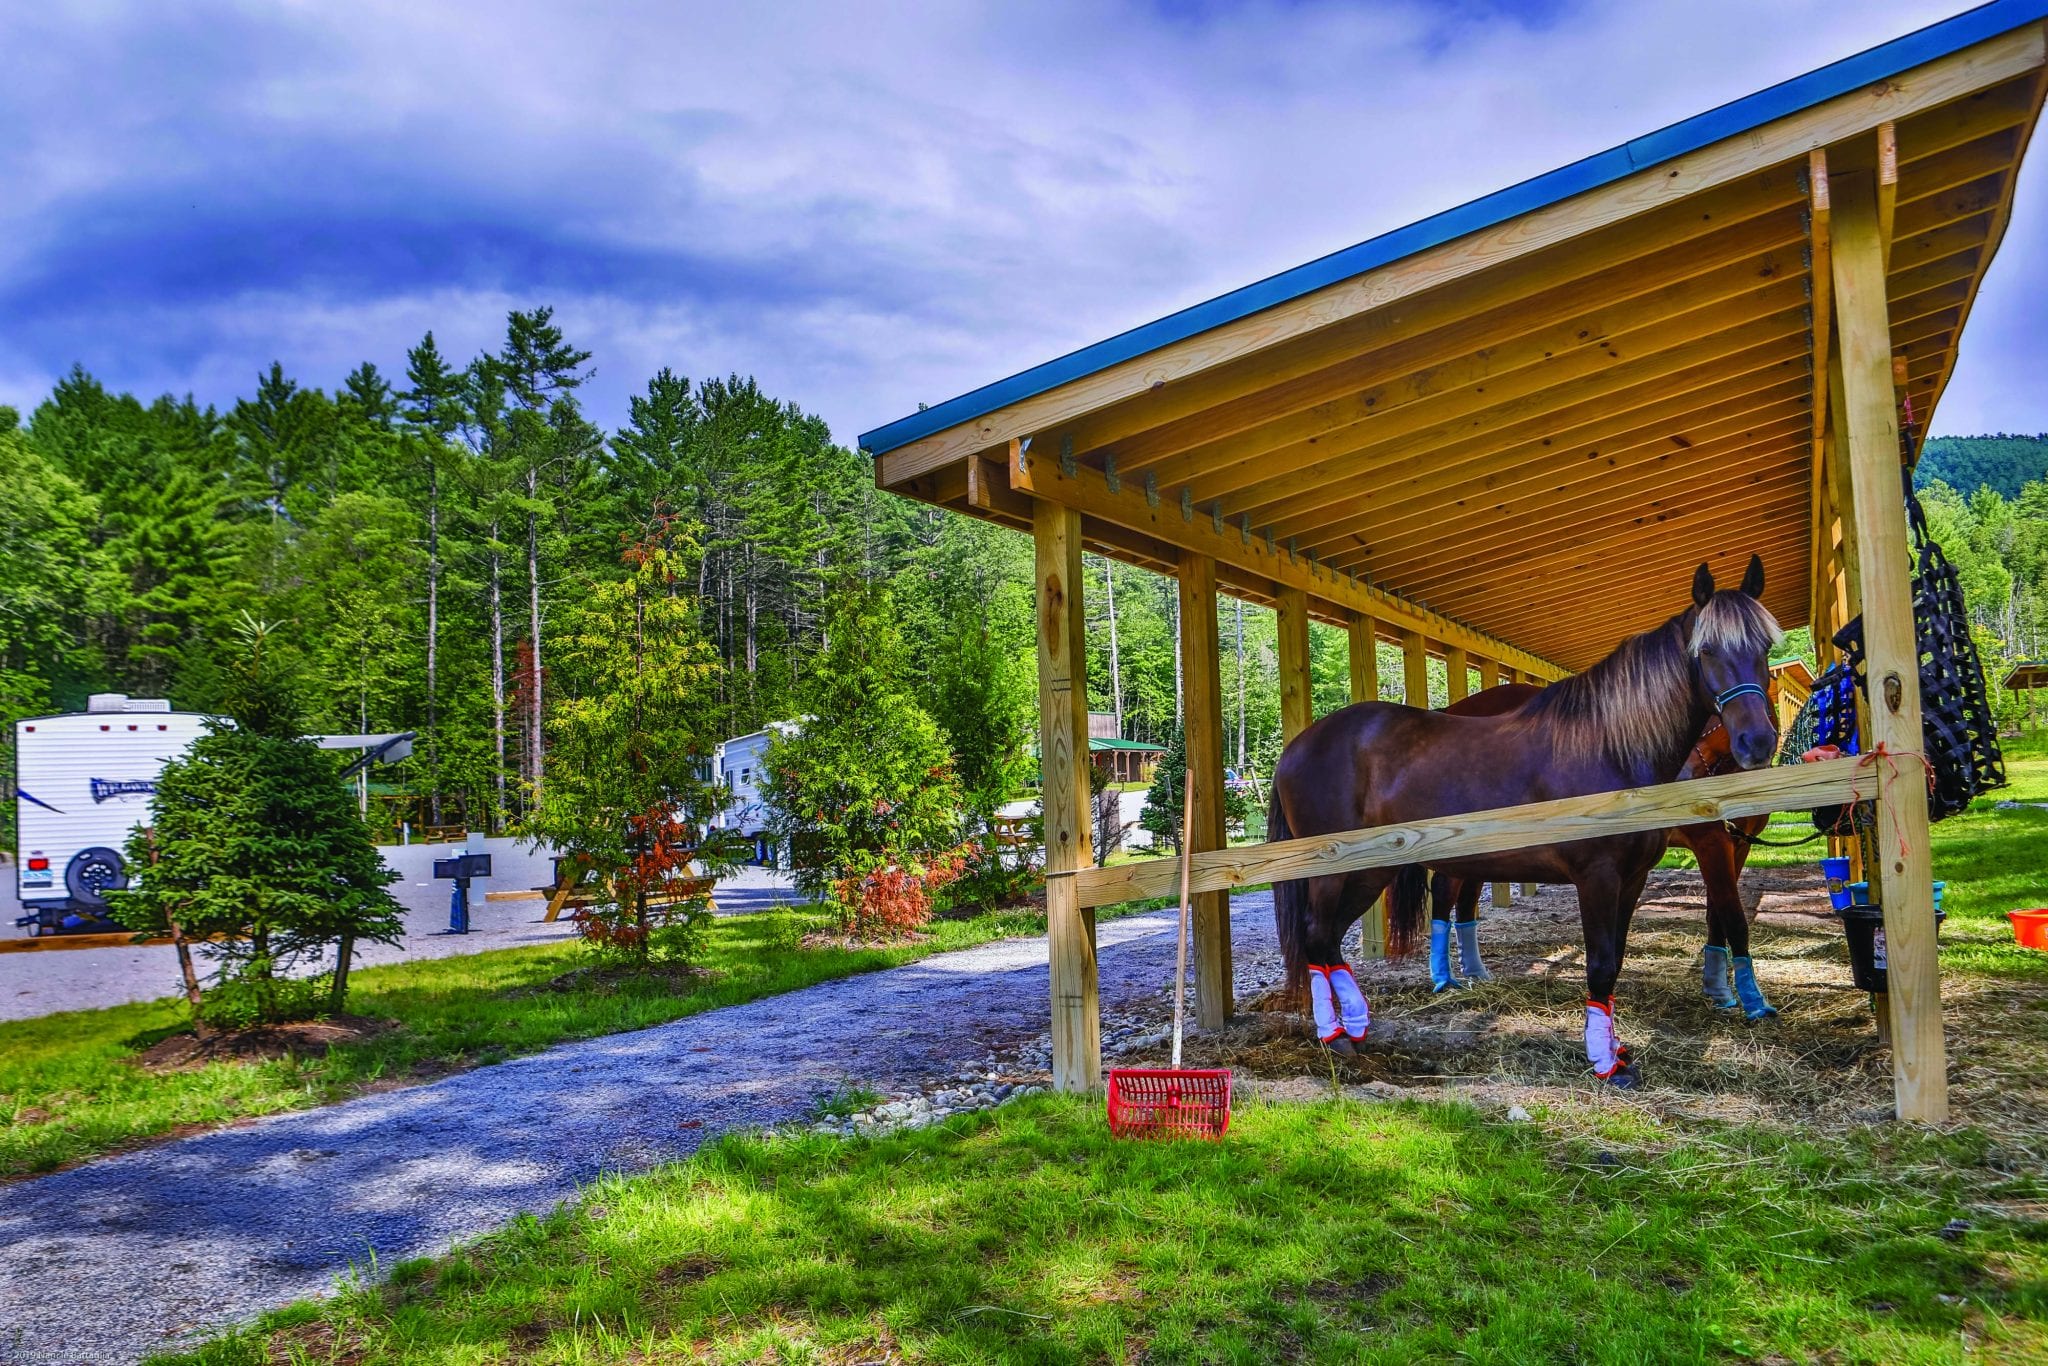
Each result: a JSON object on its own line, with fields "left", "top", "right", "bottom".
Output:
{"left": 1107, "top": 766, "right": 1233, "bottom": 1140}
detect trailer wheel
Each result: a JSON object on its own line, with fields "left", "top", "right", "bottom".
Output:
{"left": 65, "top": 847, "right": 128, "bottom": 909}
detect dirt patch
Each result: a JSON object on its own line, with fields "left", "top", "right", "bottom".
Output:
{"left": 800, "top": 930, "right": 930, "bottom": 952}
{"left": 134, "top": 1015, "right": 401, "bottom": 1071}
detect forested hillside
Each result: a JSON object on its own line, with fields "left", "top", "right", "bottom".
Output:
{"left": 0, "top": 311, "right": 1354, "bottom": 837}
{"left": 1915, "top": 434, "right": 2048, "bottom": 499}
{"left": 6, "top": 307, "right": 2040, "bottom": 844}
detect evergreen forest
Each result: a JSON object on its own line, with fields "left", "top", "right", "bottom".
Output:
{"left": 3, "top": 314, "right": 2043, "bottom": 844}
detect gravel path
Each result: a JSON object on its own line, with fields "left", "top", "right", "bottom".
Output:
{"left": 0, "top": 857, "right": 810, "bottom": 1022}
{"left": 0, "top": 894, "right": 1280, "bottom": 1366}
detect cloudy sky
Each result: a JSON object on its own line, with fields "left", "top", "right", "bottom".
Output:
{"left": 1, "top": 0, "right": 2040, "bottom": 445}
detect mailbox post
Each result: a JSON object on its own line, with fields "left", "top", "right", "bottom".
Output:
{"left": 432, "top": 847, "right": 492, "bottom": 934}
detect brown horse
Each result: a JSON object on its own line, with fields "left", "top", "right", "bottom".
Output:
{"left": 1423, "top": 689, "right": 1777, "bottom": 1017}
{"left": 1270, "top": 557, "right": 1781, "bottom": 1087}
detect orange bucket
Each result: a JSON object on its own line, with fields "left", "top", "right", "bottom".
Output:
{"left": 2010, "top": 909, "right": 2048, "bottom": 951}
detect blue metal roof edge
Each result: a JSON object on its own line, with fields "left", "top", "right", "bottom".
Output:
{"left": 861, "top": 0, "right": 2048, "bottom": 458}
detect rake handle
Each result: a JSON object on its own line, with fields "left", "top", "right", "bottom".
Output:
{"left": 1172, "top": 764, "right": 1195, "bottom": 1069}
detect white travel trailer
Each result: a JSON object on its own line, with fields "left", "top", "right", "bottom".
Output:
{"left": 12, "top": 695, "right": 416, "bottom": 935}
{"left": 712, "top": 719, "right": 802, "bottom": 866}
{"left": 13, "top": 695, "right": 212, "bottom": 933}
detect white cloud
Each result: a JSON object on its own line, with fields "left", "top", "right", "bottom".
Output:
{"left": 0, "top": 0, "right": 2034, "bottom": 440}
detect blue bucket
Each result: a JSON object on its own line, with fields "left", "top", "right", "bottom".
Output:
{"left": 1822, "top": 856, "right": 1852, "bottom": 911}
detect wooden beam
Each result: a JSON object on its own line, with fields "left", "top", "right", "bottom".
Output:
{"left": 1348, "top": 611, "right": 1379, "bottom": 704}
{"left": 1443, "top": 645, "right": 1469, "bottom": 704}
{"left": 1004, "top": 436, "right": 1563, "bottom": 679}
{"left": 1277, "top": 585, "right": 1314, "bottom": 741}
{"left": 1178, "top": 550, "right": 1232, "bottom": 1028}
{"left": 1877, "top": 121, "right": 1899, "bottom": 269}
{"left": 1121, "top": 244, "right": 1811, "bottom": 484}
{"left": 1237, "top": 330, "right": 1813, "bottom": 536}
{"left": 1402, "top": 629, "right": 1429, "bottom": 709}
{"left": 873, "top": 24, "right": 2044, "bottom": 486}
{"left": 1033, "top": 500, "right": 1100, "bottom": 1095}
{"left": 1184, "top": 291, "right": 1814, "bottom": 505}
{"left": 1064, "top": 756, "right": 1869, "bottom": 909}
{"left": 1832, "top": 169, "right": 1946, "bottom": 1125}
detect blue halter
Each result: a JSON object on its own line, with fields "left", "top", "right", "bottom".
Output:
{"left": 1714, "top": 682, "right": 1767, "bottom": 711}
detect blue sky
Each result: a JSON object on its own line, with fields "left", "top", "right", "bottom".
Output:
{"left": 1, "top": 1, "right": 2039, "bottom": 444}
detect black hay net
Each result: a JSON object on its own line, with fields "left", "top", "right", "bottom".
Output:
{"left": 1800, "top": 465, "right": 2006, "bottom": 826}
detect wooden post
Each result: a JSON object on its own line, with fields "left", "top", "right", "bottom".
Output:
{"left": 1348, "top": 611, "right": 1388, "bottom": 957}
{"left": 1833, "top": 169, "right": 1946, "bottom": 1125}
{"left": 1277, "top": 585, "right": 1313, "bottom": 742}
{"left": 1348, "top": 612, "right": 1379, "bottom": 704}
{"left": 1178, "top": 551, "right": 1231, "bottom": 1028}
{"left": 1034, "top": 500, "right": 1100, "bottom": 1095}
{"left": 1444, "top": 645, "right": 1469, "bottom": 704}
{"left": 1401, "top": 629, "right": 1429, "bottom": 709}
{"left": 1474, "top": 657, "right": 1510, "bottom": 907}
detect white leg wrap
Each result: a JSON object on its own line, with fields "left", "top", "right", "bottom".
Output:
{"left": 1307, "top": 967, "right": 1342, "bottom": 1042}
{"left": 1329, "top": 966, "right": 1370, "bottom": 1039}
{"left": 1584, "top": 999, "right": 1622, "bottom": 1079}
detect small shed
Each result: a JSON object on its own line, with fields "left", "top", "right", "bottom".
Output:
{"left": 863, "top": 2, "right": 2048, "bottom": 1123}
{"left": 1769, "top": 658, "right": 1818, "bottom": 734}
{"left": 2001, "top": 658, "right": 2048, "bottom": 730}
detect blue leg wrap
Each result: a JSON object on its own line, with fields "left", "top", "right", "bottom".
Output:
{"left": 1429, "top": 920, "right": 1463, "bottom": 992}
{"left": 1733, "top": 956, "right": 1777, "bottom": 1019}
{"left": 1702, "top": 944, "right": 1738, "bottom": 1009}
{"left": 1455, "top": 918, "right": 1492, "bottom": 981}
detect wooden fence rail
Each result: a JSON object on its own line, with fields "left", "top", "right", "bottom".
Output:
{"left": 1060, "top": 755, "right": 1869, "bottom": 909}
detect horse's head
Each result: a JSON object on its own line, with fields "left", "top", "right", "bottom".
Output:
{"left": 1687, "top": 555, "right": 1782, "bottom": 769}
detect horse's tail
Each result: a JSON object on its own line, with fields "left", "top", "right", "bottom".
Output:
{"left": 1271, "top": 789, "right": 1311, "bottom": 998}
{"left": 1388, "top": 864, "right": 1429, "bottom": 959}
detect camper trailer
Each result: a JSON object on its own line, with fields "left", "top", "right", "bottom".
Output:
{"left": 13, "top": 695, "right": 212, "bottom": 934}
{"left": 11, "top": 695, "right": 416, "bottom": 936}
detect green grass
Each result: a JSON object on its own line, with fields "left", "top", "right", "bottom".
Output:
{"left": 0, "top": 900, "right": 1154, "bottom": 1179}
{"left": 154, "top": 1095, "right": 2048, "bottom": 1365}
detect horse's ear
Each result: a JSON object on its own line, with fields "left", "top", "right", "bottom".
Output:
{"left": 1691, "top": 562, "right": 1715, "bottom": 608}
{"left": 1741, "top": 552, "right": 1766, "bottom": 598}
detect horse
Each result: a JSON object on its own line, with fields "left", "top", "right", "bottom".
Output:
{"left": 1420, "top": 688, "right": 1778, "bottom": 1018}
{"left": 1270, "top": 556, "right": 1781, "bottom": 1087}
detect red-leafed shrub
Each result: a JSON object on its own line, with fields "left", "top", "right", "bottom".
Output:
{"left": 833, "top": 846, "right": 968, "bottom": 941}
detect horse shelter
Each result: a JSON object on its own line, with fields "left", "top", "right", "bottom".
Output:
{"left": 861, "top": 1, "right": 2048, "bottom": 1125}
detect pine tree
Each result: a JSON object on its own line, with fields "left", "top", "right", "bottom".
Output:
{"left": 764, "top": 579, "right": 962, "bottom": 931}
{"left": 110, "top": 618, "right": 403, "bottom": 1025}
{"left": 520, "top": 521, "right": 736, "bottom": 967}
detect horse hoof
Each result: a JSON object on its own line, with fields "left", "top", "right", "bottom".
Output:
{"left": 1606, "top": 1062, "right": 1641, "bottom": 1090}
{"left": 1431, "top": 978, "right": 1465, "bottom": 994}
{"left": 1743, "top": 1005, "right": 1779, "bottom": 1021}
{"left": 1325, "top": 1035, "right": 1358, "bottom": 1057}
{"left": 1706, "top": 997, "right": 1741, "bottom": 1011}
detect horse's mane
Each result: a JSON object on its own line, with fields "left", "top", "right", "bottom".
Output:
{"left": 1521, "top": 592, "right": 1782, "bottom": 770}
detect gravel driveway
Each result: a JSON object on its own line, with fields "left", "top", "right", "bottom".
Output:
{"left": 0, "top": 893, "right": 1280, "bottom": 1366}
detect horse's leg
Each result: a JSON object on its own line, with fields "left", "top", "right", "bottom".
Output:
{"left": 1577, "top": 866, "right": 1639, "bottom": 1088}
{"left": 1454, "top": 874, "right": 1493, "bottom": 983}
{"left": 1428, "top": 872, "right": 1466, "bottom": 992}
{"left": 1718, "top": 821, "right": 1776, "bottom": 1019}
{"left": 1303, "top": 872, "right": 1385, "bottom": 1053}
{"left": 1686, "top": 826, "right": 1742, "bottom": 1012}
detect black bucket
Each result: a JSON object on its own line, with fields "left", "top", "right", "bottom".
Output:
{"left": 1836, "top": 904, "right": 1946, "bottom": 994}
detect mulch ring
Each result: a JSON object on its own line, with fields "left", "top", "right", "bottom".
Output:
{"left": 1124, "top": 866, "right": 2048, "bottom": 1142}
{"left": 134, "top": 1014, "right": 402, "bottom": 1072}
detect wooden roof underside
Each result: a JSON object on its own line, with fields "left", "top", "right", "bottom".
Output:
{"left": 873, "top": 23, "right": 2046, "bottom": 674}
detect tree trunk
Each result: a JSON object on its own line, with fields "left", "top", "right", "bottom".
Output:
{"left": 489, "top": 538, "right": 506, "bottom": 831}
{"left": 1103, "top": 558, "right": 1123, "bottom": 733}
{"left": 426, "top": 451, "right": 441, "bottom": 826}
{"left": 330, "top": 932, "right": 355, "bottom": 1014}
{"left": 1234, "top": 597, "right": 1247, "bottom": 769}
{"left": 527, "top": 487, "right": 545, "bottom": 811}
